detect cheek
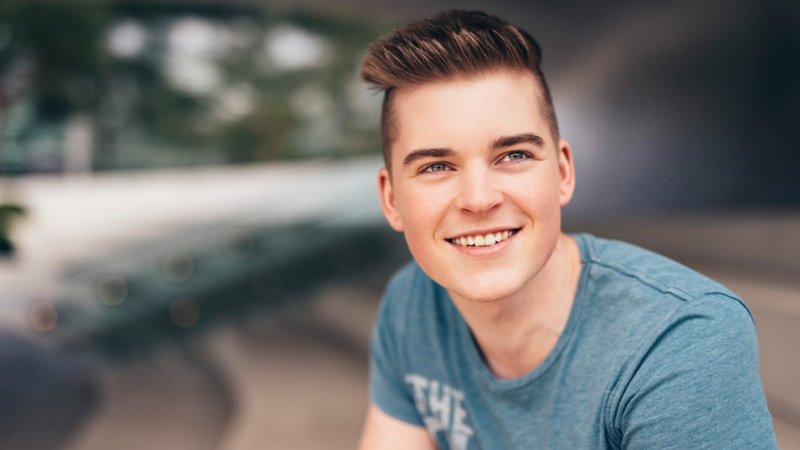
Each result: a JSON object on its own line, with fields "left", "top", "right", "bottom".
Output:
{"left": 395, "top": 184, "right": 451, "bottom": 244}
{"left": 507, "top": 172, "right": 562, "bottom": 217}
{"left": 527, "top": 177, "right": 564, "bottom": 250}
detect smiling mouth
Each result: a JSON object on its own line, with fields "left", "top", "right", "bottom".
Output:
{"left": 446, "top": 228, "right": 521, "bottom": 247}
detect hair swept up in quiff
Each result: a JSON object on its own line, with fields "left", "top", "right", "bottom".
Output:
{"left": 360, "top": 9, "right": 559, "bottom": 168}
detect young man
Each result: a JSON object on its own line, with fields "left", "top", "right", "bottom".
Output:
{"left": 358, "top": 10, "right": 777, "bottom": 450}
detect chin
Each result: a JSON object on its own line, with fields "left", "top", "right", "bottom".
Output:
{"left": 453, "top": 276, "right": 525, "bottom": 303}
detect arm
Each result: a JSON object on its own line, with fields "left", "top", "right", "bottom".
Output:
{"left": 359, "top": 404, "right": 436, "bottom": 450}
{"left": 366, "top": 267, "right": 437, "bottom": 448}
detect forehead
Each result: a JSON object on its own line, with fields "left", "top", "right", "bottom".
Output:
{"left": 389, "top": 71, "right": 549, "bottom": 165}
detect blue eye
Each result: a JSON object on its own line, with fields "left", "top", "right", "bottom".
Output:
{"left": 425, "top": 163, "right": 448, "bottom": 172}
{"left": 504, "top": 151, "right": 528, "bottom": 162}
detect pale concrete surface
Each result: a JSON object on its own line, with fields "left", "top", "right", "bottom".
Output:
{"left": 210, "top": 282, "right": 380, "bottom": 450}
{"left": 1, "top": 157, "right": 388, "bottom": 450}
{"left": 62, "top": 343, "right": 232, "bottom": 450}
{"left": 573, "top": 213, "right": 800, "bottom": 276}
{"left": 210, "top": 322, "right": 369, "bottom": 450}
{"left": 61, "top": 282, "right": 381, "bottom": 450}
{"left": 774, "top": 418, "right": 800, "bottom": 450}
{"left": 0, "top": 156, "right": 384, "bottom": 333}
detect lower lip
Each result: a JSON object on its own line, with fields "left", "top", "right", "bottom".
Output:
{"left": 447, "top": 229, "right": 520, "bottom": 257}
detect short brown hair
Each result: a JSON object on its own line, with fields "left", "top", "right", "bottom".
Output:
{"left": 360, "top": 10, "right": 559, "bottom": 168}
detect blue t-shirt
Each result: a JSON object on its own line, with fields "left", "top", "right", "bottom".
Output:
{"left": 369, "top": 234, "right": 777, "bottom": 449}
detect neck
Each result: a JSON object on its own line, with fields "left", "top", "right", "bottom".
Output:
{"left": 448, "top": 232, "right": 582, "bottom": 380}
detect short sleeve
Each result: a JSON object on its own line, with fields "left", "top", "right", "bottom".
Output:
{"left": 368, "top": 274, "right": 425, "bottom": 427}
{"left": 613, "top": 294, "right": 778, "bottom": 449}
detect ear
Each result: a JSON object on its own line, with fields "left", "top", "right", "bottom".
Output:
{"left": 556, "top": 139, "right": 576, "bottom": 207}
{"left": 377, "top": 167, "right": 404, "bottom": 232}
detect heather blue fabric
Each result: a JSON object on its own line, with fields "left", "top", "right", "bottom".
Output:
{"left": 369, "top": 234, "right": 777, "bottom": 449}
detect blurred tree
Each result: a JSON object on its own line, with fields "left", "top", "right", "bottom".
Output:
{"left": 0, "top": 3, "right": 110, "bottom": 173}
{"left": 0, "top": 3, "right": 388, "bottom": 172}
{"left": 0, "top": 202, "right": 23, "bottom": 254}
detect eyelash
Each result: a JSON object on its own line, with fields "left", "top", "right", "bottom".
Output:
{"left": 419, "top": 151, "right": 532, "bottom": 174}
{"left": 500, "top": 151, "right": 531, "bottom": 163}
{"left": 421, "top": 162, "right": 450, "bottom": 173}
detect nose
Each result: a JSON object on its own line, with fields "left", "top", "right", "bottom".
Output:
{"left": 454, "top": 167, "right": 503, "bottom": 216}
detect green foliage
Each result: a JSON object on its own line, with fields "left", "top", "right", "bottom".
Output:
{"left": 0, "top": 2, "right": 391, "bottom": 171}
{"left": 0, "top": 3, "right": 110, "bottom": 118}
{"left": 0, "top": 202, "right": 24, "bottom": 238}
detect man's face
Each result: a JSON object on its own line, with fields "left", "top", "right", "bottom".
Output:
{"left": 378, "top": 70, "right": 575, "bottom": 303}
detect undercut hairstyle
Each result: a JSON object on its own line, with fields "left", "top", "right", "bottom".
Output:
{"left": 360, "top": 10, "right": 560, "bottom": 168}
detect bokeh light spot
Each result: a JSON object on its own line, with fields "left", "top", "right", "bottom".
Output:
{"left": 29, "top": 301, "right": 57, "bottom": 332}
{"left": 251, "top": 270, "right": 281, "bottom": 299}
{"left": 97, "top": 274, "right": 128, "bottom": 305}
{"left": 106, "top": 20, "right": 147, "bottom": 58}
{"left": 163, "top": 251, "right": 194, "bottom": 282}
{"left": 215, "top": 84, "right": 256, "bottom": 121}
{"left": 169, "top": 297, "right": 200, "bottom": 328}
{"left": 263, "top": 24, "right": 332, "bottom": 71}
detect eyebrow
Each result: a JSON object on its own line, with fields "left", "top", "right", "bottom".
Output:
{"left": 402, "top": 147, "right": 457, "bottom": 166}
{"left": 491, "top": 133, "right": 545, "bottom": 149}
{"left": 401, "top": 133, "right": 545, "bottom": 167}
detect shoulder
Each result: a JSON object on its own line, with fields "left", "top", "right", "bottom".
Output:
{"left": 578, "top": 238, "right": 775, "bottom": 447}
{"left": 578, "top": 233, "right": 739, "bottom": 302}
{"left": 575, "top": 236, "right": 761, "bottom": 395}
{"left": 573, "top": 234, "right": 758, "bottom": 367}
{"left": 607, "top": 291, "right": 771, "bottom": 447}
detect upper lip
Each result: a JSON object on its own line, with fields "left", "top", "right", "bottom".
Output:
{"left": 445, "top": 226, "right": 521, "bottom": 240}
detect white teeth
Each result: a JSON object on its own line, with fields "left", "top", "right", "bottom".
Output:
{"left": 451, "top": 229, "right": 517, "bottom": 247}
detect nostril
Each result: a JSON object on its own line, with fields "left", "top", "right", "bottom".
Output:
{"left": 456, "top": 193, "right": 503, "bottom": 216}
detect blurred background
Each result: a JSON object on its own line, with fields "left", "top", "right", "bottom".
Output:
{"left": 0, "top": 0, "right": 797, "bottom": 448}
